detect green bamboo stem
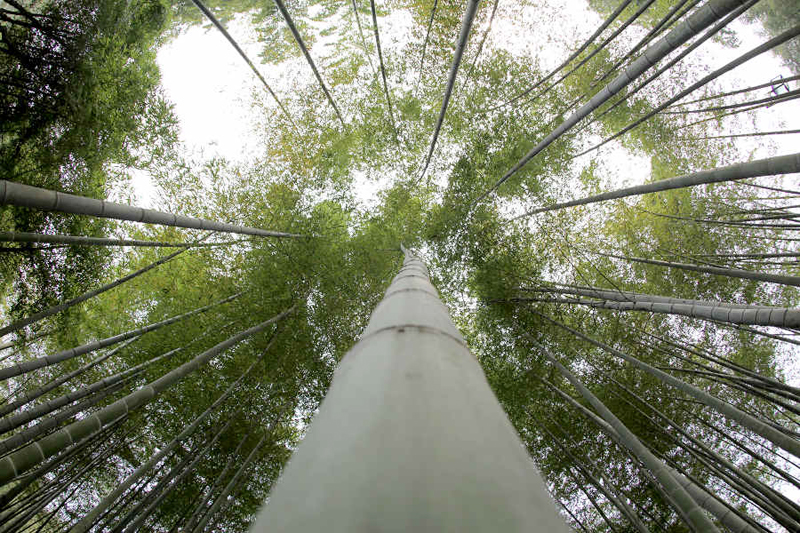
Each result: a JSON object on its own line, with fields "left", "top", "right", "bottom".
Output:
{"left": 0, "top": 181, "right": 303, "bottom": 238}
{"left": 0, "top": 307, "right": 293, "bottom": 486}
{"left": 0, "top": 293, "right": 239, "bottom": 382}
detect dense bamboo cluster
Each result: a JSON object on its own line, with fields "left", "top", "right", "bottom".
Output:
{"left": 1, "top": 0, "right": 799, "bottom": 531}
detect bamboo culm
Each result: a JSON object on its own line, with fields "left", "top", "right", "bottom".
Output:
{"left": 512, "top": 295, "right": 800, "bottom": 328}
{"left": 601, "top": 374, "right": 797, "bottom": 529}
{"left": 191, "top": 434, "right": 270, "bottom": 532}
{"left": 251, "top": 247, "right": 571, "bottom": 532}
{"left": 188, "top": 0, "right": 295, "bottom": 125}
{"left": 539, "top": 314, "right": 800, "bottom": 458}
{"left": 596, "top": 250, "right": 800, "bottom": 288}
{"left": 477, "top": 0, "right": 751, "bottom": 202}
{"left": 489, "top": 0, "right": 634, "bottom": 111}
{"left": 531, "top": 338, "right": 721, "bottom": 533}
{"left": 68, "top": 326, "right": 287, "bottom": 533}
{"left": 513, "top": 152, "right": 800, "bottom": 218}
{"left": 418, "top": 0, "right": 479, "bottom": 180}
{"left": 369, "top": 0, "right": 397, "bottom": 136}
{"left": 118, "top": 418, "right": 236, "bottom": 533}
{"left": 0, "top": 247, "right": 187, "bottom": 338}
{"left": 0, "top": 307, "right": 293, "bottom": 486}
{"left": 0, "top": 345, "right": 182, "bottom": 435}
{"left": 0, "top": 181, "right": 302, "bottom": 238}
{"left": 0, "top": 231, "right": 215, "bottom": 248}
{"left": 181, "top": 429, "right": 252, "bottom": 532}
{"left": 576, "top": 23, "right": 800, "bottom": 157}
{"left": 579, "top": 0, "right": 761, "bottom": 134}
{"left": 0, "top": 336, "right": 141, "bottom": 419}
{"left": 0, "top": 380, "right": 129, "bottom": 455}
{"left": 271, "top": 0, "right": 344, "bottom": 125}
{"left": 0, "top": 293, "right": 239, "bottom": 382}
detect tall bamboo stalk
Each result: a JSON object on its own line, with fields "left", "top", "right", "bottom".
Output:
{"left": 0, "top": 247, "right": 188, "bottom": 338}
{"left": 0, "top": 181, "right": 303, "bottom": 238}
{"left": 513, "top": 152, "right": 800, "bottom": 218}
{"left": 0, "top": 293, "right": 240, "bottom": 381}
{"left": 68, "top": 328, "right": 286, "bottom": 533}
{"left": 188, "top": 0, "right": 295, "bottom": 126}
{"left": 0, "top": 307, "right": 293, "bottom": 485}
{"left": 272, "top": 0, "right": 344, "bottom": 126}
{"left": 418, "top": 0, "right": 479, "bottom": 180}
{"left": 251, "top": 246, "right": 569, "bottom": 532}
{"left": 477, "top": 0, "right": 751, "bottom": 202}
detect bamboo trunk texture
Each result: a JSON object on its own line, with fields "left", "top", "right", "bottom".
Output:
{"left": 251, "top": 247, "right": 569, "bottom": 532}
{"left": 670, "top": 468, "right": 763, "bottom": 533}
{"left": 0, "top": 180, "right": 302, "bottom": 238}
{"left": 515, "top": 295, "right": 800, "bottom": 328}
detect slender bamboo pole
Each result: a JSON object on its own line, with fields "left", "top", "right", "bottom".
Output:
{"left": 511, "top": 295, "right": 800, "bottom": 328}
{"left": 0, "top": 247, "right": 188, "bottom": 338}
{"left": 369, "top": 0, "right": 397, "bottom": 137}
{"left": 477, "top": 0, "right": 751, "bottom": 202}
{"left": 0, "top": 307, "right": 293, "bottom": 485}
{"left": 513, "top": 152, "right": 800, "bottom": 218}
{"left": 117, "top": 418, "right": 236, "bottom": 533}
{"left": 0, "top": 380, "right": 128, "bottom": 455}
{"left": 416, "top": 0, "right": 439, "bottom": 90}
{"left": 0, "top": 181, "right": 303, "bottom": 238}
{"left": 0, "top": 345, "right": 180, "bottom": 435}
{"left": 595, "top": 251, "right": 800, "bottom": 288}
{"left": 0, "top": 293, "right": 240, "bottom": 382}
{"left": 188, "top": 0, "right": 295, "bottom": 126}
{"left": 418, "top": 0, "right": 479, "bottom": 180}
{"left": 0, "top": 231, "right": 244, "bottom": 248}
{"left": 537, "top": 314, "right": 800, "bottom": 458}
{"left": 271, "top": 0, "right": 344, "bottom": 126}
{"left": 532, "top": 339, "right": 720, "bottom": 532}
{"left": 181, "top": 429, "right": 251, "bottom": 532}
{"left": 578, "top": 23, "right": 800, "bottom": 156}
{"left": 0, "top": 337, "right": 140, "bottom": 418}
{"left": 68, "top": 327, "right": 286, "bottom": 533}
{"left": 489, "top": 0, "right": 635, "bottom": 112}
{"left": 191, "top": 433, "right": 269, "bottom": 532}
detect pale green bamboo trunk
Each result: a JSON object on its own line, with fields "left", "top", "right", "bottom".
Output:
{"left": 0, "top": 307, "right": 293, "bottom": 486}
{"left": 670, "top": 468, "right": 763, "bottom": 533}
{"left": 534, "top": 341, "right": 721, "bottom": 533}
{"left": 419, "top": 0, "right": 479, "bottom": 179}
{"left": 0, "top": 231, "right": 199, "bottom": 247}
{"left": 479, "top": 0, "right": 750, "bottom": 200}
{"left": 251, "top": 247, "right": 569, "bottom": 532}
{"left": 68, "top": 325, "right": 286, "bottom": 533}
{"left": 0, "top": 181, "right": 302, "bottom": 238}
{"left": 514, "top": 152, "right": 800, "bottom": 217}
{"left": 0, "top": 293, "right": 240, "bottom": 381}
{"left": 0, "top": 247, "right": 188, "bottom": 338}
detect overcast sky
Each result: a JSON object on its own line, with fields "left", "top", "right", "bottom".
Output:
{"left": 145, "top": 0, "right": 798, "bottom": 211}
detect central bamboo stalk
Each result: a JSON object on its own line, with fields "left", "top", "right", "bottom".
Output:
{"left": 252, "top": 247, "right": 569, "bottom": 531}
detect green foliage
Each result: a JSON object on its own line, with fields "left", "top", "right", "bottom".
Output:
{"left": 1, "top": 0, "right": 798, "bottom": 532}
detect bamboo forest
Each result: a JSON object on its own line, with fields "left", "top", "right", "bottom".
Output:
{"left": 1, "top": 0, "right": 800, "bottom": 530}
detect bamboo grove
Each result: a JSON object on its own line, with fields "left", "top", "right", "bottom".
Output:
{"left": 0, "top": 0, "right": 799, "bottom": 531}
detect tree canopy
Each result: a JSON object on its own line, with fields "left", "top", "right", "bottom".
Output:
{"left": 1, "top": 0, "right": 799, "bottom": 531}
